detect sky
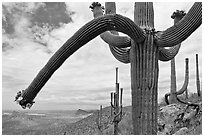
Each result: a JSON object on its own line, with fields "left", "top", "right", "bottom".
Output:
{"left": 2, "top": 2, "right": 202, "bottom": 110}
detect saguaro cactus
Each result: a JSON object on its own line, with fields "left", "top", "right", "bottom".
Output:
{"left": 96, "top": 105, "right": 103, "bottom": 134}
{"left": 110, "top": 67, "right": 123, "bottom": 135}
{"left": 110, "top": 89, "right": 123, "bottom": 135}
{"left": 15, "top": 2, "right": 201, "bottom": 135}
{"left": 196, "top": 54, "right": 201, "bottom": 97}
{"left": 165, "top": 58, "right": 189, "bottom": 105}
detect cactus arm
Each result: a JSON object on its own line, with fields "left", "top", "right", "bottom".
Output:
{"left": 91, "top": 2, "right": 132, "bottom": 63}
{"left": 156, "top": 2, "right": 202, "bottom": 47}
{"left": 107, "top": 30, "right": 130, "bottom": 63}
{"left": 91, "top": 2, "right": 133, "bottom": 47}
{"left": 164, "top": 93, "right": 170, "bottom": 105}
{"left": 158, "top": 10, "right": 186, "bottom": 61}
{"left": 110, "top": 102, "right": 116, "bottom": 109}
{"left": 109, "top": 46, "right": 130, "bottom": 63}
{"left": 113, "top": 105, "right": 122, "bottom": 120}
{"left": 15, "top": 13, "right": 147, "bottom": 109}
{"left": 158, "top": 44, "right": 181, "bottom": 61}
{"left": 100, "top": 32, "right": 131, "bottom": 48}
{"left": 105, "top": 31, "right": 130, "bottom": 63}
{"left": 104, "top": 2, "right": 131, "bottom": 63}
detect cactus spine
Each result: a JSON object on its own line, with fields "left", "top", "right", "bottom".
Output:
{"left": 196, "top": 54, "right": 201, "bottom": 97}
{"left": 110, "top": 67, "right": 123, "bottom": 135}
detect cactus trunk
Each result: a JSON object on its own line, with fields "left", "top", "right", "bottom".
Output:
{"left": 130, "top": 34, "right": 158, "bottom": 135}
{"left": 169, "top": 58, "right": 178, "bottom": 104}
{"left": 111, "top": 67, "right": 123, "bottom": 135}
{"left": 130, "top": 3, "right": 158, "bottom": 134}
{"left": 114, "top": 83, "right": 120, "bottom": 135}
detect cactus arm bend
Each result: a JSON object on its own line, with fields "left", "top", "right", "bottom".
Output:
{"left": 176, "top": 58, "right": 189, "bottom": 95}
{"left": 91, "top": 2, "right": 132, "bottom": 63}
{"left": 105, "top": 30, "right": 131, "bottom": 64}
{"left": 100, "top": 32, "right": 131, "bottom": 48}
{"left": 102, "top": 30, "right": 131, "bottom": 64}
{"left": 108, "top": 46, "right": 130, "bottom": 63}
{"left": 164, "top": 93, "right": 170, "bottom": 105}
{"left": 158, "top": 9, "right": 186, "bottom": 61}
{"left": 103, "top": 2, "right": 131, "bottom": 63}
{"left": 158, "top": 44, "right": 181, "bottom": 61}
{"left": 92, "top": 2, "right": 133, "bottom": 47}
{"left": 156, "top": 2, "right": 202, "bottom": 47}
{"left": 15, "top": 14, "right": 146, "bottom": 109}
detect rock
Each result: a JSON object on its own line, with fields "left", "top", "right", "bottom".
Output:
{"left": 158, "top": 102, "right": 202, "bottom": 135}
{"left": 174, "top": 127, "right": 188, "bottom": 135}
{"left": 159, "top": 104, "right": 183, "bottom": 121}
{"left": 158, "top": 103, "right": 185, "bottom": 134}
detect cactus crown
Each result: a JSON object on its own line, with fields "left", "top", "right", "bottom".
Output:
{"left": 89, "top": 2, "right": 104, "bottom": 10}
{"left": 171, "top": 10, "right": 186, "bottom": 19}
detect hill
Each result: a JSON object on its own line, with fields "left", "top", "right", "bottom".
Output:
{"left": 2, "top": 110, "right": 83, "bottom": 135}
{"left": 64, "top": 94, "right": 202, "bottom": 135}
{"left": 75, "top": 109, "right": 94, "bottom": 116}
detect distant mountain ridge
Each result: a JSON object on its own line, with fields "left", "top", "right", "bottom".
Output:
{"left": 75, "top": 109, "right": 95, "bottom": 116}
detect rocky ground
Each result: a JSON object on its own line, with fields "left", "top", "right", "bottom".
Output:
{"left": 64, "top": 94, "right": 202, "bottom": 135}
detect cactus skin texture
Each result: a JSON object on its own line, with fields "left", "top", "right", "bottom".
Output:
{"left": 14, "top": 2, "right": 201, "bottom": 135}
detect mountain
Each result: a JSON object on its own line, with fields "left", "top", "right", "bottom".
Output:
{"left": 75, "top": 109, "right": 94, "bottom": 116}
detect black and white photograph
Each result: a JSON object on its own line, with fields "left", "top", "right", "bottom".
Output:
{"left": 2, "top": 1, "right": 202, "bottom": 135}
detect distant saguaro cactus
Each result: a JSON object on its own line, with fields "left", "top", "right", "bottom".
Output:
{"left": 15, "top": 2, "right": 201, "bottom": 135}
{"left": 196, "top": 54, "right": 201, "bottom": 97}
{"left": 110, "top": 88, "right": 123, "bottom": 135}
{"left": 110, "top": 67, "right": 123, "bottom": 135}
{"left": 165, "top": 58, "right": 189, "bottom": 105}
{"left": 96, "top": 105, "right": 103, "bottom": 134}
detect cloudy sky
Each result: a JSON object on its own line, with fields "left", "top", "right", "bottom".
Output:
{"left": 2, "top": 2, "right": 202, "bottom": 110}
